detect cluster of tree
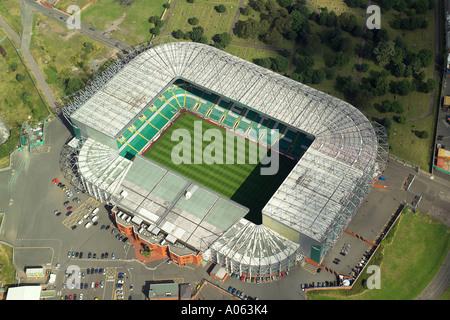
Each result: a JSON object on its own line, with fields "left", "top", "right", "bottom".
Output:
{"left": 254, "top": 55, "right": 290, "bottom": 73}
{"left": 310, "top": 8, "right": 363, "bottom": 37}
{"left": 234, "top": 0, "right": 311, "bottom": 45}
{"left": 172, "top": 26, "right": 208, "bottom": 44}
{"left": 212, "top": 33, "right": 231, "bottom": 49}
{"left": 379, "top": 99, "right": 404, "bottom": 113}
{"left": 149, "top": 15, "right": 164, "bottom": 36}
{"left": 390, "top": 15, "right": 428, "bottom": 31}
{"left": 343, "top": 0, "right": 366, "bottom": 8}
{"left": 373, "top": 0, "right": 434, "bottom": 14}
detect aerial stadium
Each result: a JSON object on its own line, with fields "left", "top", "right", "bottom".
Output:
{"left": 61, "top": 41, "right": 388, "bottom": 278}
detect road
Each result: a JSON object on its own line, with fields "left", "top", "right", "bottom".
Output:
{"left": 24, "top": 0, "right": 133, "bottom": 52}
{"left": 0, "top": 1, "right": 448, "bottom": 300}
{"left": 0, "top": 9, "right": 58, "bottom": 111}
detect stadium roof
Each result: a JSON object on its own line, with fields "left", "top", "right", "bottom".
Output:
{"left": 109, "top": 155, "right": 249, "bottom": 252}
{"left": 68, "top": 41, "right": 386, "bottom": 267}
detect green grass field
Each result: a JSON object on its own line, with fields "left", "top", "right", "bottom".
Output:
{"left": 143, "top": 112, "right": 298, "bottom": 224}
{"left": 308, "top": 210, "right": 450, "bottom": 300}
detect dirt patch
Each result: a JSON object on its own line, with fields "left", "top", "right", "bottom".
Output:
{"left": 104, "top": 12, "right": 126, "bottom": 34}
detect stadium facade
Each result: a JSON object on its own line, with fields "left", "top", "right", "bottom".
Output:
{"left": 61, "top": 41, "right": 388, "bottom": 277}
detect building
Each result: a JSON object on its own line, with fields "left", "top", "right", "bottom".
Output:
{"left": 6, "top": 286, "right": 42, "bottom": 300}
{"left": 210, "top": 264, "right": 228, "bottom": 283}
{"left": 149, "top": 283, "right": 179, "bottom": 300}
{"left": 61, "top": 41, "right": 388, "bottom": 278}
{"left": 25, "top": 267, "right": 45, "bottom": 278}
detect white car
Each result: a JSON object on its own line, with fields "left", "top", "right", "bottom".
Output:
{"left": 117, "top": 279, "right": 124, "bottom": 284}
{"left": 116, "top": 291, "right": 123, "bottom": 295}
{"left": 79, "top": 293, "right": 83, "bottom": 300}
{"left": 117, "top": 295, "right": 124, "bottom": 300}
{"left": 85, "top": 222, "right": 92, "bottom": 229}
{"left": 77, "top": 220, "right": 83, "bottom": 225}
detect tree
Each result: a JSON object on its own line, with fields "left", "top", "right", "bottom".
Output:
{"left": 22, "top": 92, "right": 33, "bottom": 106}
{"left": 290, "top": 9, "right": 307, "bottom": 32}
{"left": 277, "top": 0, "right": 293, "bottom": 7}
{"left": 65, "top": 77, "right": 84, "bottom": 95}
{"left": 163, "top": 3, "right": 171, "bottom": 9}
{"left": 421, "top": 78, "right": 436, "bottom": 93}
{"left": 379, "top": 100, "right": 391, "bottom": 113}
{"left": 311, "top": 69, "right": 325, "bottom": 84}
{"left": 254, "top": 57, "right": 272, "bottom": 69}
{"left": 172, "top": 29, "right": 185, "bottom": 39}
{"left": 149, "top": 27, "right": 160, "bottom": 35}
{"left": 188, "top": 17, "right": 199, "bottom": 25}
{"left": 186, "top": 0, "right": 195, "bottom": 3}
{"left": 417, "top": 49, "right": 433, "bottom": 68}
{"left": 414, "top": 130, "right": 429, "bottom": 139}
{"left": 240, "top": 6, "right": 251, "bottom": 15}
{"left": 396, "top": 79, "right": 412, "bottom": 96}
{"left": 189, "top": 26, "right": 205, "bottom": 42}
{"left": 374, "top": 75, "right": 389, "bottom": 96}
{"left": 15, "top": 73, "right": 25, "bottom": 82}
{"left": 270, "top": 56, "right": 289, "bottom": 73}
{"left": 390, "top": 100, "right": 404, "bottom": 113}
{"left": 212, "top": 32, "right": 231, "bottom": 49}
{"left": 234, "top": 19, "right": 258, "bottom": 39}
{"left": 148, "top": 15, "right": 160, "bottom": 24}
{"left": 215, "top": 4, "right": 226, "bottom": 13}
{"left": 334, "top": 51, "right": 350, "bottom": 69}
{"left": 374, "top": 40, "right": 395, "bottom": 64}
{"left": 337, "top": 12, "right": 357, "bottom": 33}
{"left": 392, "top": 63, "right": 406, "bottom": 77}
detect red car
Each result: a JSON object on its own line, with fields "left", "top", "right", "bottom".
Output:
{"left": 95, "top": 282, "right": 99, "bottom": 288}
{"left": 52, "top": 178, "right": 59, "bottom": 184}
{"left": 67, "top": 206, "right": 73, "bottom": 211}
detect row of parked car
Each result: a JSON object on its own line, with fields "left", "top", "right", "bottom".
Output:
{"left": 227, "top": 286, "right": 258, "bottom": 300}
{"left": 230, "top": 271, "right": 289, "bottom": 283}
{"left": 300, "top": 280, "right": 339, "bottom": 291}
{"left": 115, "top": 272, "right": 129, "bottom": 300}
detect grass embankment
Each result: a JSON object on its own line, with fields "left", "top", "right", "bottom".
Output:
{"left": 308, "top": 210, "right": 450, "bottom": 300}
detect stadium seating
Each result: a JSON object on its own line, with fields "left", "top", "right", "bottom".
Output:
{"left": 118, "top": 80, "right": 311, "bottom": 160}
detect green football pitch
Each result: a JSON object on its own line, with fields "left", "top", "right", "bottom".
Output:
{"left": 143, "top": 112, "right": 298, "bottom": 224}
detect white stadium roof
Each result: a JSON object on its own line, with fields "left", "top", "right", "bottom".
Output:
{"left": 66, "top": 41, "right": 387, "bottom": 270}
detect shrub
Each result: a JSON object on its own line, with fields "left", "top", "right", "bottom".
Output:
{"left": 188, "top": 17, "right": 199, "bottom": 25}
{"left": 215, "top": 4, "right": 226, "bottom": 13}
{"left": 15, "top": 73, "right": 25, "bottom": 82}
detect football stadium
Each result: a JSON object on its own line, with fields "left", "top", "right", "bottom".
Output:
{"left": 61, "top": 41, "right": 388, "bottom": 277}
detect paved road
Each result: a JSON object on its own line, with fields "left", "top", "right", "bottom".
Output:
{"left": 417, "top": 251, "right": 450, "bottom": 300}
{"left": 25, "top": 0, "right": 133, "bottom": 52}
